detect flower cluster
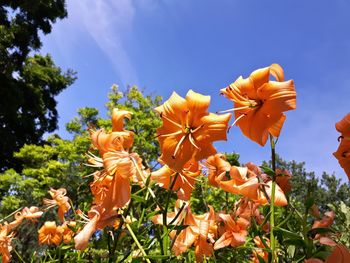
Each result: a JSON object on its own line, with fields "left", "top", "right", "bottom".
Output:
{"left": 2, "top": 64, "right": 350, "bottom": 263}
{"left": 74, "top": 108, "right": 148, "bottom": 250}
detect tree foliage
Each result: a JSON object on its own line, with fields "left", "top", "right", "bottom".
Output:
{"left": 266, "top": 156, "right": 350, "bottom": 208}
{"left": 0, "top": 0, "right": 76, "bottom": 171}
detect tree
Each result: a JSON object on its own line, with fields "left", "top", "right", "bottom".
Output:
{"left": 0, "top": 0, "right": 76, "bottom": 171}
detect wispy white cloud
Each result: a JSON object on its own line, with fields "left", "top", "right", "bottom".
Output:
{"left": 70, "top": 0, "right": 138, "bottom": 86}
{"left": 42, "top": 0, "right": 144, "bottom": 86}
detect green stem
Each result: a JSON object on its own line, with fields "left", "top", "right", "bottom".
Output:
{"left": 110, "top": 200, "right": 133, "bottom": 259}
{"left": 0, "top": 207, "right": 23, "bottom": 223}
{"left": 162, "top": 172, "right": 179, "bottom": 256}
{"left": 269, "top": 134, "right": 277, "bottom": 262}
{"left": 123, "top": 215, "right": 151, "bottom": 263}
{"left": 164, "top": 172, "right": 180, "bottom": 225}
{"left": 13, "top": 248, "right": 26, "bottom": 263}
{"left": 137, "top": 190, "right": 150, "bottom": 229}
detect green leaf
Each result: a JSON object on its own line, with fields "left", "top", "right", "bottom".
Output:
{"left": 305, "top": 196, "right": 315, "bottom": 211}
{"left": 260, "top": 165, "right": 275, "bottom": 177}
{"left": 141, "top": 255, "right": 171, "bottom": 259}
{"left": 274, "top": 227, "right": 302, "bottom": 240}
{"left": 307, "top": 227, "right": 334, "bottom": 238}
{"left": 146, "top": 210, "right": 162, "bottom": 219}
{"left": 131, "top": 194, "right": 146, "bottom": 204}
{"left": 283, "top": 238, "right": 306, "bottom": 248}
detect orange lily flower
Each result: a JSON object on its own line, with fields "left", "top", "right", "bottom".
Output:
{"left": 214, "top": 213, "right": 249, "bottom": 250}
{"left": 19, "top": 206, "right": 43, "bottom": 221}
{"left": 155, "top": 90, "right": 231, "bottom": 172}
{"left": 234, "top": 198, "right": 268, "bottom": 231}
{"left": 171, "top": 205, "right": 217, "bottom": 262}
{"left": 335, "top": 113, "right": 350, "bottom": 137}
{"left": 251, "top": 236, "right": 270, "bottom": 263}
{"left": 90, "top": 171, "right": 113, "bottom": 205}
{"left": 0, "top": 224, "right": 14, "bottom": 263}
{"left": 312, "top": 210, "right": 336, "bottom": 246}
{"left": 333, "top": 139, "right": 350, "bottom": 181}
{"left": 152, "top": 201, "right": 217, "bottom": 262}
{"left": 334, "top": 113, "right": 350, "bottom": 180}
{"left": 74, "top": 206, "right": 119, "bottom": 250}
{"left": 204, "top": 154, "right": 231, "bottom": 187}
{"left": 89, "top": 152, "right": 142, "bottom": 209}
{"left": 275, "top": 169, "right": 292, "bottom": 193}
{"left": 217, "top": 165, "right": 261, "bottom": 200}
{"left": 305, "top": 259, "right": 324, "bottom": 263}
{"left": 43, "top": 188, "right": 71, "bottom": 222}
{"left": 193, "top": 216, "right": 216, "bottom": 262}
{"left": 88, "top": 109, "right": 146, "bottom": 209}
{"left": 218, "top": 164, "right": 287, "bottom": 206}
{"left": 220, "top": 64, "right": 296, "bottom": 146}
{"left": 151, "top": 160, "right": 201, "bottom": 200}
{"left": 102, "top": 152, "right": 143, "bottom": 209}
{"left": 312, "top": 211, "right": 334, "bottom": 229}
{"left": 7, "top": 206, "right": 43, "bottom": 230}
{"left": 38, "top": 221, "right": 64, "bottom": 246}
{"left": 61, "top": 221, "right": 76, "bottom": 244}
{"left": 306, "top": 244, "right": 350, "bottom": 263}
{"left": 255, "top": 181, "right": 288, "bottom": 207}
{"left": 90, "top": 109, "right": 134, "bottom": 155}
{"left": 325, "top": 244, "right": 350, "bottom": 263}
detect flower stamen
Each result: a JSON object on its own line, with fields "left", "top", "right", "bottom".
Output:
{"left": 156, "top": 130, "right": 182, "bottom": 138}
{"left": 216, "top": 106, "right": 252, "bottom": 114}
{"left": 189, "top": 133, "right": 200, "bottom": 150}
{"left": 228, "top": 114, "right": 247, "bottom": 132}
{"left": 160, "top": 112, "right": 182, "bottom": 129}
{"left": 173, "top": 134, "right": 188, "bottom": 159}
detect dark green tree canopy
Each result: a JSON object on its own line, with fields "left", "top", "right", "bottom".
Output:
{"left": 0, "top": 0, "right": 76, "bottom": 171}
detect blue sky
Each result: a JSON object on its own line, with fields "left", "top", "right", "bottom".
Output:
{"left": 41, "top": 0, "right": 350, "bottom": 182}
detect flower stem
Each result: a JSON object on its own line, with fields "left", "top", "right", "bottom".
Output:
{"left": 269, "top": 134, "right": 277, "bottom": 262}
{"left": 162, "top": 172, "right": 179, "bottom": 255}
{"left": 0, "top": 207, "right": 23, "bottom": 223}
{"left": 123, "top": 215, "right": 151, "bottom": 263}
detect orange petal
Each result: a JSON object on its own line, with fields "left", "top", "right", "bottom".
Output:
{"left": 186, "top": 89, "right": 210, "bottom": 124}
{"left": 319, "top": 236, "right": 337, "bottom": 246}
{"left": 154, "top": 91, "right": 188, "bottom": 130}
{"left": 198, "top": 113, "right": 232, "bottom": 142}
{"left": 335, "top": 113, "right": 350, "bottom": 137}
{"left": 305, "top": 259, "right": 324, "bottom": 263}
{"left": 275, "top": 168, "right": 292, "bottom": 193}
{"left": 333, "top": 139, "right": 350, "bottom": 181}
{"left": 74, "top": 214, "right": 99, "bottom": 250}
{"left": 257, "top": 181, "right": 288, "bottom": 206}
{"left": 269, "top": 63, "right": 285, "bottom": 82}
{"left": 195, "top": 236, "right": 213, "bottom": 262}
{"left": 111, "top": 108, "right": 133, "bottom": 132}
{"left": 325, "top": 244, "right": 350, "bottom": 263}
{"left": 250, "top": 66, "right": 270, "bottom": 91}
{"left": 151, "top": 165, "right": 173, "bottom": 189}
{"left": 205, "top": 154, "right": 231, "bottom": 187}
{"left": 219, "top": 177, "right": 261, "bottom": 200}
{"left": 312, "top": 211, "right": 334, "bottom": 229}
{"left": 214, "top": 232, "right": 233, "bottom": 250}
{"left": 268, "top": 114, "right": 286, "bottom": 138}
